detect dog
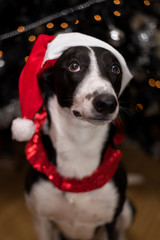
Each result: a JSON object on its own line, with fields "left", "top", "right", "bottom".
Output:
{"left": 12, "top": 33, "right": 133, "bottom": 240}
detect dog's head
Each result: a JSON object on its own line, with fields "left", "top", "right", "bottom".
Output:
{"left": 40, "top": 45, "right": 123, "bottom": 125}
{"left": 12, "top": 33, "right": 133, "bottom": 142}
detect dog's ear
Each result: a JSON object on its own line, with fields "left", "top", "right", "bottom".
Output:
{"left": 38, "top": 67, "right": 55, "bottom": 104}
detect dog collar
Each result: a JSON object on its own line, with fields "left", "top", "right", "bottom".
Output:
{"left": 25, "top": 108, "right": 122, "bottom": 193}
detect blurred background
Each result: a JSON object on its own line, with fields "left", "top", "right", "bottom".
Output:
{"left": 0, "top": 0, "right": 160, "bottom": 239}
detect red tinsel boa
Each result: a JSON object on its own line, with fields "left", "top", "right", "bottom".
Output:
{"left": 25, "top": 108, "right": 123, "bottom": 193}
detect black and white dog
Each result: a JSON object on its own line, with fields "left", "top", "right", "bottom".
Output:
{"left": 12, "top": 33, "right": 133, "bottom": 240}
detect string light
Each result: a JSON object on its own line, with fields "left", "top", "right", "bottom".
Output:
{"left": 74, "top": 19, "right": 79, "bottom": 24}
{"left": 155, "top": 81, "right": 160, "bottom": 88}
{"left": 144, "top": 0, "right": 150, "bottom": 6}
{"left": 0, "top": 51, "right": 3, "bottom": 58}
{"left": 0, "top": 60, "right": 5, "bottom": 68}
{"left": 24, "top": 56, "right": 29, "bottom": 62}
{"left": 94, "top": 15, "right": 102, "bottom": 21}
{"left": 136, "top": 103, "right": 143, "bottom": 112}
{"left": 148, "top": 78, "right": 156, "bottom": 87}
{"left": 0, "top": 50, "right": 4, "bottom": 67}
{"left": 60, "top": 22, "right": 68, "bottom": 29}
{"left": 110, "top": 30, "right": 120, "bottom": 41}
{"left": 28, "top": 35, "right": 36, "bottom": 42}
{"left": 46, "top": 22, "right": 54, "bottom": 29}
{"left": 113, "top": 0, "right": 120, "bottom": 5}
{"left": 17, "top": 26, "right": 25, "bottom": 33}
{"left": 114, "top": 11, "right": 121, "bottom": 16}
{"left": 0, "top": 0, "right": 106, "bottom": 41}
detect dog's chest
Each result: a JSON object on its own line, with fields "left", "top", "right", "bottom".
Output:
{"left": 48, "top": 97, "right": 110, "bottom": 179}
{"left": 26, "top": 179, "right": 119, "bottom": 239}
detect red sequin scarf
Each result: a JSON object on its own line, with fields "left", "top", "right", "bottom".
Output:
{"left": 25, "top": 109, "right": 123, "bottom": 193}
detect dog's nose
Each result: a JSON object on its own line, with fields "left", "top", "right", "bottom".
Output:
{"left": 93, "top": 94, "right": 117, "bottom": 115}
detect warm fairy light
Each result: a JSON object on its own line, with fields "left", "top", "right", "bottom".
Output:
{"left": 0, "top": 60, "right": 5, "bottom": 68}
{"left": 114, "top": 11, "right": 121, "bottom": 17}
{"left": 148, "top": 78, "right": 156, "bottom": 87}
{"left": 114, "top": 0, "right": 120, "bottom": 5}
{"left": 61, "top": 22, "right": 68, "bottom": 28}
{"left": 17, "top": 26, "right": 25, "bottom": 32}
{"left": 74, "top": 19, "right": 79, "bottom": 24}
{"left": 28, "top": 35, "right": 36, "bottom": 42}
{"left": 0, "top": 51, "right": 3, "bottom": 58}
{"left": 46, "top": 22, "right": 54, "bottom": 29}
{"left": 94, "top": 15, "right": 102, "bottom": 21}
{"left": 24, "top": 56, "right": 29, "bottom": 62}
{"left": 144, "top": 0, "right": 150, "bottom": 6}
{"left": 155, "top": 81, "right": 160, "bottom": 88}
{"left": 136, "top": 104, "right": 143, "bottom": 112}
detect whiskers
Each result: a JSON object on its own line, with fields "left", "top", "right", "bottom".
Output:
{"left": 113, "top": 103, "right": 131, "bottom": 125}
{"left": 119, "top": 105, "right": 131, "bottom": 117}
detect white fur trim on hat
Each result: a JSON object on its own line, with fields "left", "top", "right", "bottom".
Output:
{"left": 43, "top": 32, "right": 133, "bottom": 95}
{"left": 11, "top": 118, "right": 36, "bottom": 141}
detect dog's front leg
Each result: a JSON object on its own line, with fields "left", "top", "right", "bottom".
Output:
{"left": 33, "top": 216, "right": 59, "bottom": 240}
{"left": 115, "top": 199, "right": 135, "bottom": 240}
{"left": 92, "top": 226, "right": 109, "bottom": 240}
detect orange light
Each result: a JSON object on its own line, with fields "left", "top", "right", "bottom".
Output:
{"left": 136, "top": 104, "right": 143, "bottom": 112}
{"left": 74, "top": 19, "right": 79, "bottom": 25}
{"left": 148, "top": 78, "right": 156, "bottom": 87}
{"left": 155, "top": 81, "right": 160, "bottom": 88}
{"left": 46, "top": 22, "right": 54, "bottom": 29}
{"left": 24, "top": 56, "right": 29, "bottom": 62}
{"left": 60, "top": 22, "right": 68, "bottom": 29}
{"left": 144, "top": 0, "right": 150, "bottom": 6}
{"left": 114, "top": 0, "right": 120, "bottom": 5}
{"left": 0, "top": 51, "right": 3, "bottom": 58}
{"left": 94, "top": 15, "right": 102, "bottom": 21}
{"left": 17, "top": 26, "right": 25, "bottom": 32}
{"left": 28, "top": 35, "right": 36, "bottom": 42}
{"left": 114, "top": 11, "right": 121, "bottom": 17}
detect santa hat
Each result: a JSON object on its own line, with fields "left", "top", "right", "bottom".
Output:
{"left": 11, "top": 32, "right": 132, "bottom": 142}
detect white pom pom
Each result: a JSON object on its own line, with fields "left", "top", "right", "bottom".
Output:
{"left": 11, "top": 118, "right": 36, "bottom": 141}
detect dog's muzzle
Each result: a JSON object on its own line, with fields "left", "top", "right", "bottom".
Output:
{"left": 72, "top": 93, "right": 118, "bottom": 125}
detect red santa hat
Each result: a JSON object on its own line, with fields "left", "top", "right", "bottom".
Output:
{"left": 11, "top": 32, "right": 132, "bottom": 142}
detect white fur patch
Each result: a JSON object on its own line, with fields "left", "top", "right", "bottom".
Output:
{"left": 25, "top": 179, "right": 119, "bottom": 240}
{"left": 48, "top": 96, "right": 109, "bottom": 179}
{"left": 71, "top": 48, "right": 119, "bottom": 123}
{"left": 115, "top": 199, "right": 134, "bottom": 239}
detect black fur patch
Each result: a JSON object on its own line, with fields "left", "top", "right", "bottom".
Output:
{"left": 91, "top": 47, "right": 122, "bottom": 95}
{"left": 51, "top": 46, "right": 90, "bottom": 108}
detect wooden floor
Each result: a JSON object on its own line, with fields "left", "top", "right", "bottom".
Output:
{"left": 0, "top": 143, "right": 160, "bottom": 240}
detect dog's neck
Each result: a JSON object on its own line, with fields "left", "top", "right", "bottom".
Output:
{"left": 47, "top": 96, "right": 110, "bottom": 179}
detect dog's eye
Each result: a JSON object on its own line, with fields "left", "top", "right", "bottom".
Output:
{"left": 111, "top": 64, "right": 120, "bottom": 74}
{"left": 69, "top": 63, "right": 80, "bottom": 72}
